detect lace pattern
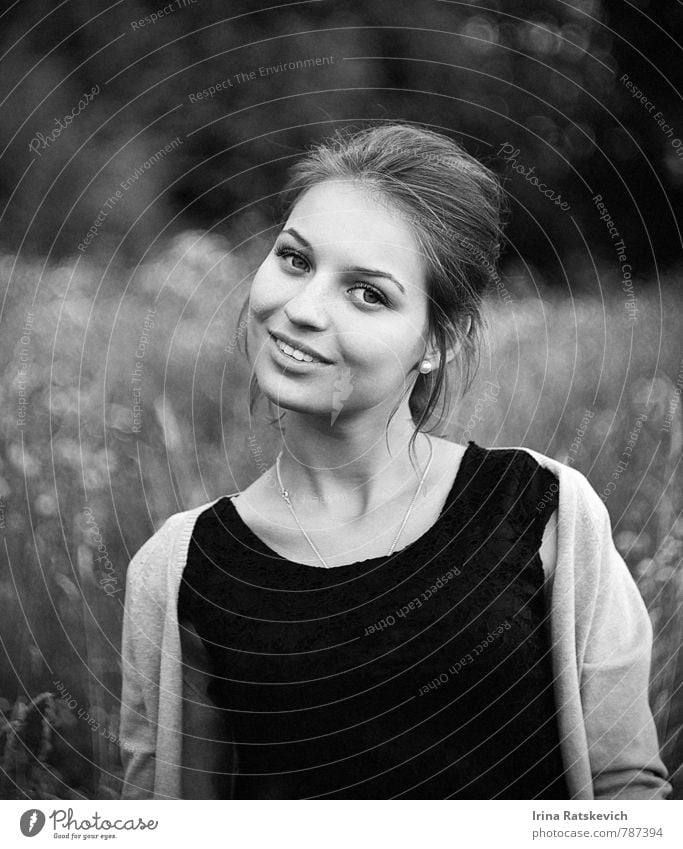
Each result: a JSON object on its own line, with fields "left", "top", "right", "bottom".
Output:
{"left": 178, "top": 442, "right": 568, "bottom": 799}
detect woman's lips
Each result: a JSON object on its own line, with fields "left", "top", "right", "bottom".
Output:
{"left": 268, "top": 332, "right": 330, "bottom": 368}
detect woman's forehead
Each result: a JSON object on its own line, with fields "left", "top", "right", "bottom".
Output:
{"left": 284, "top": 180, "right": 428, "bottom": 287}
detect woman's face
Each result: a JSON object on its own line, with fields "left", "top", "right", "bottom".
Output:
{"left": 247, "top": 179, "right": 432, "bottom": 422}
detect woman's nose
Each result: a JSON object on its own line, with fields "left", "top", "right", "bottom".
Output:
{"left": 283, "top": 274, "right": 331, "bottom": 329}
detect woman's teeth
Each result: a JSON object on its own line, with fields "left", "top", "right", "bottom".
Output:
{"left": 277, "top": 339, "right": 316, "bottom": 363}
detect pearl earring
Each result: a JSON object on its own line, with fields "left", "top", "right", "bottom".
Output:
{"left": 419, "top": 360, "right": 433, "bottom": 374}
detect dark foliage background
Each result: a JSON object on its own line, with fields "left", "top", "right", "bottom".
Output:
{"left": 0, "top": 0, "right": 681, "bottom": 800}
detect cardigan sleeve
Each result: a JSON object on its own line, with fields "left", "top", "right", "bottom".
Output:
{"left": 178, "top": 622, "right": 238, "bottom": 799}
{"left": 119, "top": 524, "right": 169, "bottom": 800}
{"left": 572, "top": 475, "right": 672, "bottom": 800}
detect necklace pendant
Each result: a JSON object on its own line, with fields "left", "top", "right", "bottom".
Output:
{"left": 274, "top": 437, "right": 433, "bottom": 569}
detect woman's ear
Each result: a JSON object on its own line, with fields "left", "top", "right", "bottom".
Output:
{"left": 430, "top": 316, "right": 472, "bottom": 367}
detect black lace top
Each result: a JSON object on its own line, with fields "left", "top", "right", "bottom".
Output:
{"left": 178, "top": 441, "right": 568, "bottom": 799}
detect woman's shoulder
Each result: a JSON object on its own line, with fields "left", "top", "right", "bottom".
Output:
{"left": 468, "top": 441, "right": 560, "bottom": 474}
{"left": 125, "top": 497, "right": 228, "bottom": 595}
{"left": 462, "top": 441, "right": 561, "bottom": 500}
{"left": 477, "top": 443, "right": 600, "bottom": 496}
{"left": 470, "top": 443, "right": 610, "bottom": 532}
{"left": 510, "top": 446, "right": 608, "bottom": 515}
{"left": 490, "top": 447, "right": 623, "bottom": 570}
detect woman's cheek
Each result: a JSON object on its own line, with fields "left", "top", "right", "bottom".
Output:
{"left": 362, "top": 328, "right": 423, "bottom": 380}
{"left": 344, "top": 347, "right": 415, "bottom": 402}
{"left": 250, "top": 257, "right": 284, "bottom": 302}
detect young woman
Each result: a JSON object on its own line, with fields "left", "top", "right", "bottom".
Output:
{"left": 119, "top": 123, "right": 670, "bottom": 800}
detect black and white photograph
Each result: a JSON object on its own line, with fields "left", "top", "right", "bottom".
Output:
{"left": 0, "top": 0, "right": 681, "bottom": 840}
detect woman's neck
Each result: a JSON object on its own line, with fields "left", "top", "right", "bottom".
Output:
{"left": 274, "top": 406, "right": 432, "bottom": 519}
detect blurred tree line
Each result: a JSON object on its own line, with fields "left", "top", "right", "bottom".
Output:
{"left": 0, "top": 0, "right": 681, "bottom": 799}
{"left": 0, "top": 0, "right": 680, "bottom": 281}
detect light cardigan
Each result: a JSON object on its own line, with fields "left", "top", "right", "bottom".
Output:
{"left": 119, "top": 448, "right": 672, "bottom": 800}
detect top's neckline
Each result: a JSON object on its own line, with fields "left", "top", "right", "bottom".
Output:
{"left": 219, "top": 441, "right": 479, "bottom": 570}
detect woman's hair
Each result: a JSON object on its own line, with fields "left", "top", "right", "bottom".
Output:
{"left": 242, "top": 122, "right": 506, "bottom": 453}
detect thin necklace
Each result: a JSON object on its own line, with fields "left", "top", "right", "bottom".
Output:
{"left": 275, "top": 435, "right": 434, "bottom": 568}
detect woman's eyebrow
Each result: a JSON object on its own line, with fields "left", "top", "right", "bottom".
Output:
{"left": 280, "top": 227, "right": 311, "bottom": 247}
{"left": 280, "top": 227, "right": 406, "bottom": 294}
{"left": 340, "top": 266, "right": 406, "bottom": 294}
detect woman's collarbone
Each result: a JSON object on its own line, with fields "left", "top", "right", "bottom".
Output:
{"left": 234, "top": 440, "right": 464, "bottom": 565}
{"left": 241, "top": 482, "right": 445, "bottom": 565}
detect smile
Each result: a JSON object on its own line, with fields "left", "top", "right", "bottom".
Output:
{"left": 269, "top": 333, "right": 330, "bottom": 367}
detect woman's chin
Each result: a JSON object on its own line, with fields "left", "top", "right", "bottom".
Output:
{"left": 258, "top": 389, "right": 354, "bottom": 423}
{"left": 254, "top": 382, "right": 322, "bottom": 414}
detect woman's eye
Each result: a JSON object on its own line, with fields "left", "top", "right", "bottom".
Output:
{"left": 274, "top": 244, "right": 309, "bottom": 271}
{"left": 348, "top": 284, "right": 388, "bottom": 307}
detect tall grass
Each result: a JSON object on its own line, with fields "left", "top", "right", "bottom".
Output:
{"left": 0, "top": 235, "right": 680, "bottom": 798}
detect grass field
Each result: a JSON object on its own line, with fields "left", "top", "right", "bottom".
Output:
{"left": 1, "top": 235, "right": 681, "bottom": 798}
